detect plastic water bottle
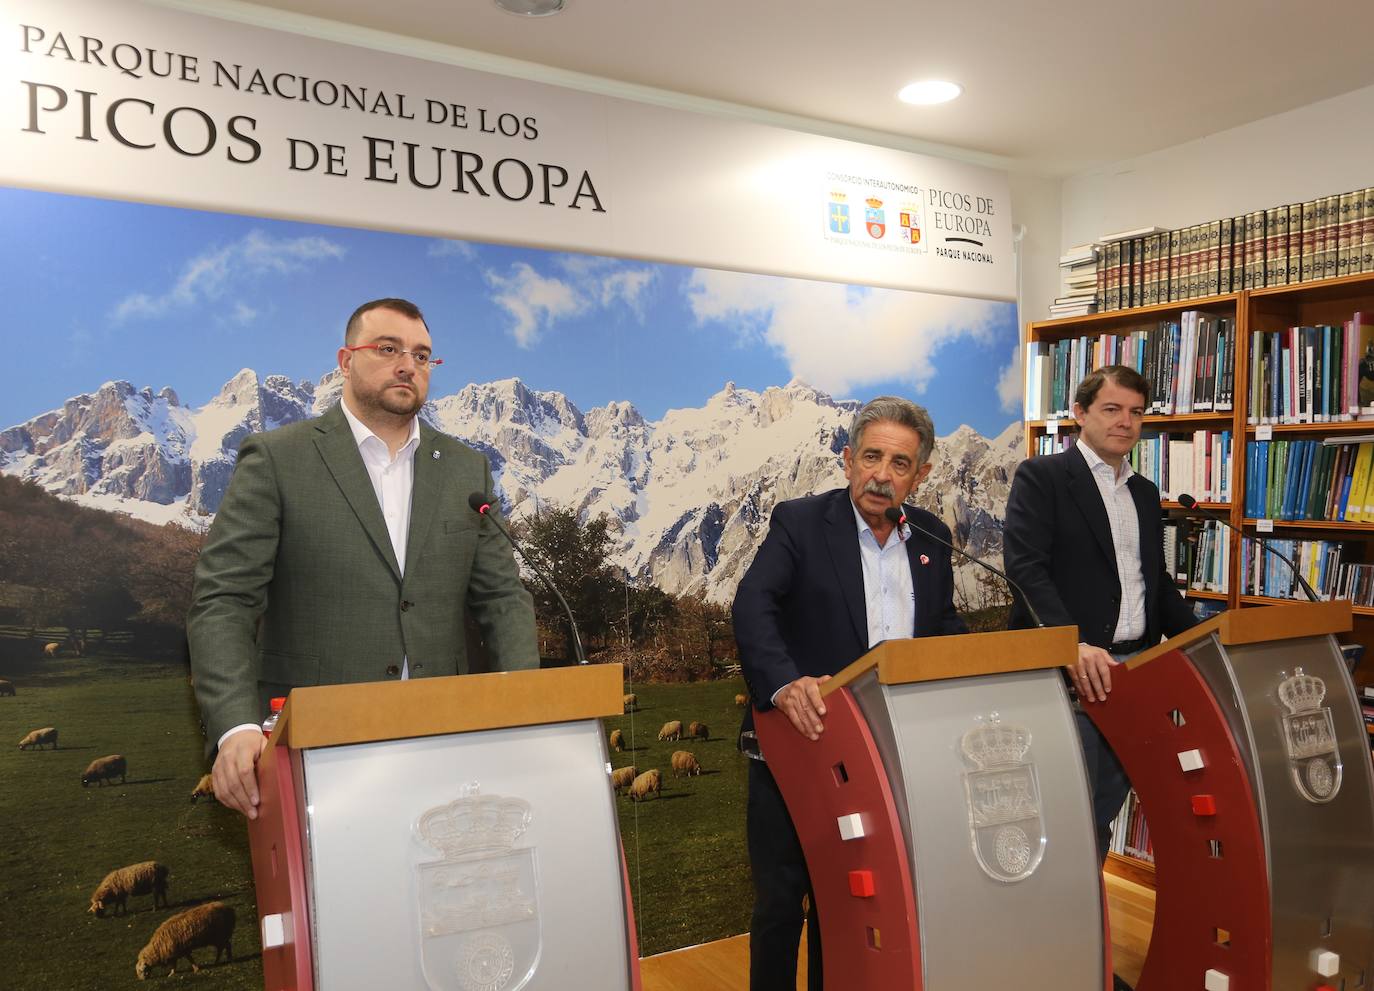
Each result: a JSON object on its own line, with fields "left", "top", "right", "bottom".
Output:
{"left": 261, "top": 696, "right": 286, "bottom": 737}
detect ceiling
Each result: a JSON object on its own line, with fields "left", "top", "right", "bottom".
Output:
{"left": 178, "top": 0, "right": 1374, "bottom": 175}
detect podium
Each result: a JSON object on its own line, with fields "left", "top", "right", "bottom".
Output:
{"left": 245, "top": 664, "right": 643, "bottom": 991}
{"left": 755, "top": 625, "right": 1111, "bottom": 990}
{"left": 1086, "top": 600, "right": 1374, "bottom": 991}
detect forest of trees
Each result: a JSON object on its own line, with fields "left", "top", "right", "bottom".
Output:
{"left": 0, "top": 476, "right": 204, "bottom": 651}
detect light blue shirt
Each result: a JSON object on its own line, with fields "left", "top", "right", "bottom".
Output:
{"left": 851, "top": 501, "right": 917, "bottom": 648}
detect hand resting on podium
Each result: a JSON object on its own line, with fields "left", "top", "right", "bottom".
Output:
{"left": 774, "top": 674, "right": 832, "bottom": 740}
{"left": 212, "top": 728, "right": 270, "bottom": 819}
{"left": 1069, "top": 642, "right": 1121, "bottom": 703}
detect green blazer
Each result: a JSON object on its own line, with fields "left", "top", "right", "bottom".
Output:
{"left": 187, "top": 402, "right": 538, "bottom": 752}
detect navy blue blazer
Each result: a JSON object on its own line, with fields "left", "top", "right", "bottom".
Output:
{"left": 1003, "top": 445, "right": 1198, "bottom": 647}
{"left": 733, "top": 487, "right": 967, "bottom": 733}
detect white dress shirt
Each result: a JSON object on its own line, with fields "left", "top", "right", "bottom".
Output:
{"left": 218, "top": 401, "right": 421, "bottom": 748}
{"left": 1077, "top": 441, "right": 1146, "bottom": 642}
{"left": 851, "top": 502, "right": 917, "bottom": 649}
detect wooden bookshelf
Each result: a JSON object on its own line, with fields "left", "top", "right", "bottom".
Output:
{"left": 1025, "top": 271, "right": 1374, "bottom": 885}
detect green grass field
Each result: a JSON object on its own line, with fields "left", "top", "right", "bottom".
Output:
{"left": 0, "top": 651, "right": 261, "bottom": 989}
{"left": 0, "top": 645, "right": 755, "bottom": 984}
{"left": 604, "top": 679, "right": 754, "bottom": 957}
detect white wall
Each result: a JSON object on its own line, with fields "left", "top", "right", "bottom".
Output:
{"left": 1009, "top": 170, "right": 1062, "bottom": 336}
{"left": 1059, "top": 83, "right": 1374, "bottom": 264}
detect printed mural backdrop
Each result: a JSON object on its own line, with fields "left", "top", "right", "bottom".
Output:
{"left": 0, "top": 184, "right": 1022, "bottom": 987}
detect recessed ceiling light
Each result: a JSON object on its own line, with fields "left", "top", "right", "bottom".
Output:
{"left": 494, "top": 0, "right": 565, "bottom": 15}
{"left": 897, "top": 80, "right": 963, "bottom": 106}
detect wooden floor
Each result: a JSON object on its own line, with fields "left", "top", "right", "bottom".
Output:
{"left": 640, "top": 873, "right": 1156, "bottom": 990}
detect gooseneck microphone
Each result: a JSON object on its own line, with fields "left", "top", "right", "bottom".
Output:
{"left": 468, "top": 492, "right": 588, "bottom": 664}
{"left": 1176, "top": 493, "right": 1319, "bottom": 603}
{"left": 884, "top": 506, "right": 1046, "bottom": 627}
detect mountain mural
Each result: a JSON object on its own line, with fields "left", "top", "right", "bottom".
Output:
{"left": 1, "top": 372, "right": 1024, "bottom": 603}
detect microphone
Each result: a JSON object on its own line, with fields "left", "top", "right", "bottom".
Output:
{"left": 884, "top": 506, "right": 1046, "bottom": 627}
{"left": 468, "top": 492, "right": 588, "bottom": 664}
{"left": 1176, "top": 493, "right": 1319, "bottom": 603}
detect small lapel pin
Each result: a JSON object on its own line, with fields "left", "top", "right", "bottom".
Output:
{"left": 432, "top": 450, "right": 441, "bottom": 460}
{"left": 919, "top": 554, "right": 930, "bottom": 565}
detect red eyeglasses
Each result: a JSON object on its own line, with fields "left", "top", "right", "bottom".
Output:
{"left": 345, "top": 343, "right": 443, "bottom": 368}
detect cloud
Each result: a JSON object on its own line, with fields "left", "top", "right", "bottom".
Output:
{"left": 599, "top": 268, "right": 655, "bottom": 315}
{"left": 484, "top": 263, "right": 585, "bottom": 348}
{"left": 684, "top": 269, "right": 1005, "bottom": 397}
{"left": 428, "top": 239, "right": 477, "bottom": 260}
{"left": 484, "top": 257, "right": 657, "bottom": 345}
{"left": 112, "top": 230, "right": 345, "bottom": 322}
{"left": 996, "top": 344, "right": 1023, "bottom": 414}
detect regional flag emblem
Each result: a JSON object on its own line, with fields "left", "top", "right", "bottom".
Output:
{"left": 829, "top": 201, "right": 851, "bottom": 234}
{"left": 900, "top": 210, "right": 922, "bottom": 244}
{"left": 865, "top": 197, "right": 885, "bottom": 239}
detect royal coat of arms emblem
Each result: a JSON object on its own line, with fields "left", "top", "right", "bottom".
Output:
{"left": 415, "top": 787, "right": 541, "bottom": 991}
{"left": 959, "top": 715, "right": 1046, "bottom": 883}
{"left": 1278, "top": 667, "right": 1343, "bottom": 804}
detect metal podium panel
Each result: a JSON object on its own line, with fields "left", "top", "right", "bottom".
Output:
{"left": 1190, "top": 634, "right": 1374, "bottom": 990}
{"left": 853, "top": 668, "right": 1104, "bottom": 989}
{"left": 301, "top": 720, "right": 629, "bottom": 991}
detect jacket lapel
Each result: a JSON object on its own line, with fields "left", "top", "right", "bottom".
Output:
{"left": 822, "top": 491, "right": 868, "bottom": 647}
{"left": 313, "top": 404, "right": 402, "bottom": 581}
{"left": 1127, "top": 474, "right": 1160, "bottom": 594}
{"left": 405, "top": 424, "right": 443, "bottom": 568}
{"left": 904, "top": 507, "right": 933, "bottom": 636}
{"left": 1065, "top": 445, "right": 1118, "bottom": 573}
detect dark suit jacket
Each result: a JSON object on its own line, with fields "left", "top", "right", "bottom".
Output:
{"left": 733, "top": 488, "right": 967, "bottom": 733}
{"left": 1002, "top": 445, "right": 1197, "bottom": 647}
{"left": 187, "top": 402, "right": 538, "bottom": 752}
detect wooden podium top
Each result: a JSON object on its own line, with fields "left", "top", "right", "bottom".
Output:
{"left": 824, "top": 625, "right": 1079, "bottom": 694}
{"left": 272, "top": 663, "right": 624, "bottom": 750}
{"left": 1128, "top": 600, "right": 1353, "bottom": 669}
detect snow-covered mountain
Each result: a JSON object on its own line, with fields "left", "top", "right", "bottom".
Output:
{"left": 1, "top": 372, "right": 1024, "bottom": 601}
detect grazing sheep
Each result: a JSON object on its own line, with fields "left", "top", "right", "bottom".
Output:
{"left": 18, "top": 727, "right": 57, "bottom": 750}
{"left": 628, "top": 769, "right": 662, "bottom": 802}
{"left": 623, "top": 693, "right": 638, "bottom": 712}
{"left": 89, "top": 861, "right": 170, "bottom": 917}
{"left": 135, "top": 902, "right": 235, "bottom": 979}
{"left": 671, "top": 750, "right": 701, "bottom": 777}
{"left": 610, "top": 765, "right": 638, "bottom": 794}
{"left": 608, "top": 728, "right": 625, "bottom": 752}
{"left": 190, "top": 774, "right": 215, "bottom": 803}
{"left": 0, "top": 679, "right": 14, "bottom": 696}
{"left": 82, "top": 754, "right": 127, "bottom": 787}
{"left": 43, "top": 641, "right": 60, "bottom": 658}
{"left": 657, "top": 720, "right": 683, "bottom": 742}
{"left": 734, "top": 693, "right": 748, "bottom": 707}
{"left": 688, "top": 721, "right": 710, "bottom": 742}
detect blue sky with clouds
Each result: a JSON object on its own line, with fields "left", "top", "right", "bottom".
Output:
{"left": 1, "top": 185, "right": 1021, "bottom": 436}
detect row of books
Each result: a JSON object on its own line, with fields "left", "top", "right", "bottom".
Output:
{"left": 1024, "top": 312, "right": 1235, "bottom": 420}
{"left": 1129, "top": 430, "right": 1232, "bottom": 503}
{"left": 1107, "top": 790, "right": 1153, "bottom": 863}
{"left": 1164, "top": 518, "right": 1231, "bottom": 593}
{"left": 1360, "top": 698, "right": 1374, "bottom": 754}
{"left": 1244, "top": 440, "right": 1374, "bottom": 521}
{"left": 1095, "top": 186, "right": 1374, "bottom": 312}
{"left": 1239, "top": 537, "right": 1374, "bottom": 605}
{"left": 1247, "top": 316, "right": 1374, "bottom": 424}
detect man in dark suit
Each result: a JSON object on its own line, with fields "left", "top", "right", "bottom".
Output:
{"left": 188, "top": 298, "right": 538, "bottom": 819}
{"left": 1003, "top": 364, "right": 1198, "bottom": 866}
{"left": 733, "top": 396, "right": 967, "bottom": 991}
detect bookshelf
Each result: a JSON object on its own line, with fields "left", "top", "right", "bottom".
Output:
{"left": 1023, "top": 270, "right": 1374, "bottom": 884}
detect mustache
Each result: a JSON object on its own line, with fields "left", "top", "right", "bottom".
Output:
{"left": 863, "top": 479, "right": 896, "bottom": 499}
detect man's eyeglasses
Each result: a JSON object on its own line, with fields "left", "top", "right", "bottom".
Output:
{"left": 345, "top": 343, "right": 443, "bottom": 368}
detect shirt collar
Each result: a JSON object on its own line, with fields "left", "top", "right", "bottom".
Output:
{"left": 340, "top": 398, "right": 420, "bottom": 460}
{"left": 1077, "top": 438, "right": 1133, "bottom": 486}
{"left": 850, "top": 498, "right": 910, "bottom": 548}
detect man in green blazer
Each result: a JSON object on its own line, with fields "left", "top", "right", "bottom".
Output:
{"left": 188, "top": 297, "right": 538, "bottom": 818}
